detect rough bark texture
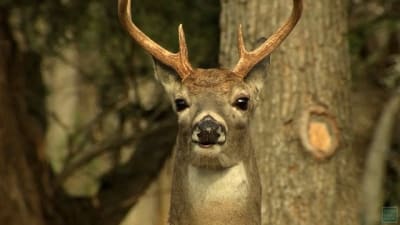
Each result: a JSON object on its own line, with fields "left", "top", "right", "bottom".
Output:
{"left": 0, "top": 8, "right": 175, "bottom": 225}
{"left": 0, "top": 9, "right": 52, "bottom": 225}
{"left": 220, "top": 1, "right": 362, "bottom": 225}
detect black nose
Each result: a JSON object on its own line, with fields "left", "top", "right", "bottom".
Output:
{"left": 193, "top": 116, "right": 226, "bottom": 145}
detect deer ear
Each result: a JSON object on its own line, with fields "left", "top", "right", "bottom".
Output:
{"left": 152, "top": 58, "right": 181, "bottom": 96}
{"left": 244, "top": 37, "right": 270, "bottom": 93}
{"left": 244, "top": 54, "right": 270, "bottom": 93}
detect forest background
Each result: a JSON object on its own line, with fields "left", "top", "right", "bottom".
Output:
{"left": 0, "top": 0, "right": 399, "bottom": 225}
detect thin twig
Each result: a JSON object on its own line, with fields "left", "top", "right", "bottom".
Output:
{"left": 48, "top": 111, "right": 71, "bottom": 133}
{"left": 64, "top": 97, "right": 132, "bottom": 162}
{"left": 362, "top": 89, "right": 400, "bottom": 225}
{"left": 56, "top": 134, "right": 137, "bottom": 187}
{"left": 56, "top": 119, "right": 174, "bottom": 186}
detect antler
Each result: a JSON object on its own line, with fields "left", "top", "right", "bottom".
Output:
{"left": 233, "top": 0, "right": 303, "bottom": 78}
{"left": 118, "top": 0, "right": 193, "bottom": 79}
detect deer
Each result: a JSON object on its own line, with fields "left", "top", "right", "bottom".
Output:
{"left": 118, "top": 0, "right": 302, "bottom": 224}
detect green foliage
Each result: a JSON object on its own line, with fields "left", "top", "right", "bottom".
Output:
{"left": 348, "top": 0, "right": 400, "bottom": 208}
{"left": 7, "top": 0, "right": 220, "bottom": 67}
{"left": 5, "top": 0, "right": 220, "bottom": 107}
{"left": 349, "top": 0, "right": 400, "bottom": 88}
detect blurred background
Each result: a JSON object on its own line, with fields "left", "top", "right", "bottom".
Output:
{"left": 0, "top": 0, "right": 399, "bottom": 224}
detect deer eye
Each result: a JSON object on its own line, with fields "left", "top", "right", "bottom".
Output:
{"left": 174, "top": 98, "right": 189, "bottom": 112}
{"left": 233, "top": 97, "right": 249, "bottom": 111}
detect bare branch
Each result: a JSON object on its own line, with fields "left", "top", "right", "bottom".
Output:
{"left": 362, "top": 90, "right": 400, "bottom": 225}
{"left": 64, "top": 97, "right": 132, "bottom": 162}
{"left": 48, "top": 111, "right": 71, "bottom": 133}
{"left": 56, "top": 134, "right": 137, "bottom": 186}
{"left": 96, "top": 118, "right": 177, "bottom": 225}
{"left": 56, "top": 118, "right": 175, "bottom": 185}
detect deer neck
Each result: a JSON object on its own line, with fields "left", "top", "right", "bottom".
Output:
{"left": 169, "top": 138, "right": 261, "bottom": 225}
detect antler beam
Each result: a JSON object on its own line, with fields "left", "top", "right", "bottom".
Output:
{"left": 118, "top": 0, "right": 193, "bottom": 79}
{"left": 233, "top": 0, "right": 303, "bottom": 78}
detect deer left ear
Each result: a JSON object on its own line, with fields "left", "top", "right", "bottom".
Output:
{"left": 244, "top": 54, "right": 270, "bottom": 93}
{"left": 152, "top": 58, "right": 182, "bottom": 97}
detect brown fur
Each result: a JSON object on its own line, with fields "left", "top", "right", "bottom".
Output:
{"left": 169, "top": 136, "right": 261, "bottom": 225}
{"left": 157, "top": 67, "right": 263, "bottom": 225}
{"left": 118, "top": 0, "right": 302, "bottom": 223}
{"left": 183, "top": 69, "right": 244, "bottom": 94}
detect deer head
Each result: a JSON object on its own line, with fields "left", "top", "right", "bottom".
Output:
{"left": 118, "top": 0, "right": 302, "bottom": 169}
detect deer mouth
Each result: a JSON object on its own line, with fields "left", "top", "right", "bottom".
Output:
{"left": 195, "top": 142, "right": 223, "bottom": 149}
{"left": 198, "top": 143, "right": 214, "bottom": 148}
{"left": 191, "top": 134, "right": 226, "bottom": 158}
{"left": 192, "top": 131, "right": 226, "bottom": 148}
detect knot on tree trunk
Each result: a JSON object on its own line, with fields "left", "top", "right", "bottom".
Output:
{"left": 298, "top": 105, "right": 340, "bottom": 160}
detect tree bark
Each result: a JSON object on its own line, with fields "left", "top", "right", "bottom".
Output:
{"left": 0, "top": 8, "right": 175, "bottom": 225}
{"left": 220, "top": 1, "right": 362, "bottom": 225}
{"left": 0, "top": 9, "right": 52, "bottom": 225}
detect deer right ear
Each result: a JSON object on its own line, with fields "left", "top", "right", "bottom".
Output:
{"left": 244, "top": 54, "right": 270, "bottom": 94}
{"left": 241, "top": 37, "right": 270, "bottom": 93}
{"left": 152, "top": 58, "right": 182, "bottom": 96}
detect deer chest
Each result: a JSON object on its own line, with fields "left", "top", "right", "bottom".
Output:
{"left": 186, "top": 163, "right": 251, "bottom": 224}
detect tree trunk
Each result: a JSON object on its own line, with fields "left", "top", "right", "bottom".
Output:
{"left": 0, "top": 8, "right": 174, "bottom": 225}
{"left": 220, "top": 1, "right": 362, "bottom": 225}
{"left": 0, "top": 9, "right": 52, "bottom": 225}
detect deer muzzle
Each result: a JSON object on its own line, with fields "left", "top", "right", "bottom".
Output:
{"left": 192, "top": 116, "right": 226, "bottom": 147}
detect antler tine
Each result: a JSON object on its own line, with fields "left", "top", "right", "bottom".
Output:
{"left": 178, "top": 24, "right": 193, "bottom": 76}
{"left": 237, "top": 24, "right": 248, "bottom": 59}
{"left": 233, "top": 0, "right": 303, "bottom": 78}
{"left": 118, "top": 0, "right": 193, "bottom": 79}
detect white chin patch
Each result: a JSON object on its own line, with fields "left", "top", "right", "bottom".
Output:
{"left": 192, "top": 144, "right": 222, "bottom": 157}
{"left": 190, "top": 144, "right": 237, "bottom": 169}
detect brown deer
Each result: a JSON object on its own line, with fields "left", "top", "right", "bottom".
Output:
{"left": 118, "top": 0, "right": 302, "bottom": 224}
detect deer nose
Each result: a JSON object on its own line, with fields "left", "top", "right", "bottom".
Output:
{"left": 192, "top": 116, "right": 226, "bottom": 146}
